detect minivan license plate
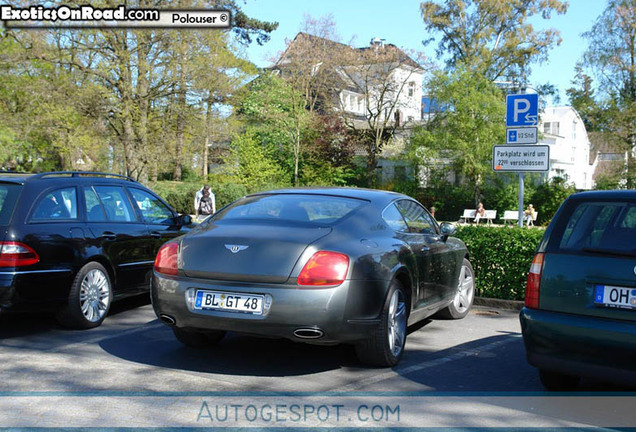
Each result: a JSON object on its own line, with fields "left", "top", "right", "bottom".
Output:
{"left": 195, "top": 290, "right": 263, "bottom": 315}
{"left": 594, "top": 285, "right": 636, "bottom": 310}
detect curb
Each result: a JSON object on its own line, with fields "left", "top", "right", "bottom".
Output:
{"left": 474, "top": 297, "right": 524, "bottom": 311}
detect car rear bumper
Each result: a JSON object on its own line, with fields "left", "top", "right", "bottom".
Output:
{"left": 151, "top": 272, "right": 389, "bottom": 344}
{"left": 0, "top": 269, "right": 73, "bottom": 312}
{"left": 520, "top": 307, "right": 636, "bottom": 385}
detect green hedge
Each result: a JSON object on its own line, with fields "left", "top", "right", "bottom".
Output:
{"left": 454, "top": 225, "right": 545, "bottom": 300}
{"left": 148, "top": 180, "right": 248, "bottom": 215}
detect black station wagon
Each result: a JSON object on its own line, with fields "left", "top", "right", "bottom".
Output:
{"left": 0, "top": 171, "right": 191, "bottom": 329}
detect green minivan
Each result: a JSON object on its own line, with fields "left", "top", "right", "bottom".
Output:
{"left": 520, "top": 190, "right": 636, "bottom": 390}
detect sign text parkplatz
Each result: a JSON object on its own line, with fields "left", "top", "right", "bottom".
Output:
{"left": 493, "top": 145, "right": 550, "bottom": 172}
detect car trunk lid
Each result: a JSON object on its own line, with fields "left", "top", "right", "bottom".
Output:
{"left": 540, "top": 252, "right": 636, "bottom": 322}
{"left": 179, "top": 221, "right": 332, "bottom": 283}
{"left": 539, "top": 199, "right": 636, "bottom": 322}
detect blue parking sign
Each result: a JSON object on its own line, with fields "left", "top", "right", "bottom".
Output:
{"left": 506, "top": 94, "right": 538, "bottom": 127}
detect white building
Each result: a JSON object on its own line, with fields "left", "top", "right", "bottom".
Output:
{"left": 538, "top": 106, "right": 594, "bottom": 190}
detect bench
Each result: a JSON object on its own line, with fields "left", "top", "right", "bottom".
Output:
{"left": 501, "top": 210, "right": 539, "bottom": 226}
{"left": 460, "top": 209, "right": 497, "bottom": 224}
{"left": 501, "top": 210, "right": 519, "bottom": 224}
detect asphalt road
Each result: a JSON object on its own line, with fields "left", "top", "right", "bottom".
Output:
{"left": 0, "top": 297, "right": 634, "bottom": 429}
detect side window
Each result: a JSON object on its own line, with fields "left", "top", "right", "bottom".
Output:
{"left": 84, "top": 187, "right": 107, "bottom": 222}
{"left": 31, "top": 187, "right": 78, "bottom": 221}
{"left": 93, "top": 186, "right": 137, "bottom": 223}
{"left": 396, "top": 200, "right": 437, "bottom": 235}
{"left": 129, "top": 188, "right": 174, "bottom": 225}
{"left": 382, "top": 203, "right": 408, "bottom": 232}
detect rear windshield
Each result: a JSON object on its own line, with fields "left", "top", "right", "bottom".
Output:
{"left": 0, "top": 183, "right": 21, "bottom": 225}
{"left": 212, "top": 194, "right": 366, "bottom": 225}
{"left": 556, "top": 201, "right": 636, "bottom": 256}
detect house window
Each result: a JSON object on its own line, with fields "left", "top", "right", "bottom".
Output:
{"left": 407, "top": 115, "right": 414, "bottom": 122}
{"left": 572, "top": 121, "right": 577, "bottom": 140}
{"left": 408, "top": 82, "right": 415, "bottom": 98}
{"left": 571, "top": 147, "right": 576, "bottom": 162}
{"left": 357, "top": 97, "right": 362, "bottom": 112}
{"left": 544, "top": 122, "right": 560, "bottom": 135}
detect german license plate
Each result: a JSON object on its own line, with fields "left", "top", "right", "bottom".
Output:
{"left": 594, "top": 285, "right": 636, "bottom": 310}
{"left": 194, "top": 290, "right": 264, "bottom": 315}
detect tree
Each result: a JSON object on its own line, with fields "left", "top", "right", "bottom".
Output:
{"left": 581, "top": 0, "right": 636, "bottom": 186}
{"left": 566, "top": 65, "right": 602, "bottom": 133}
{"left": 237, "top": 73, "right": 313, "bottom": 186}
{"left": 2, "top": 0, "right": 277, "bottom": 180}
{"left": 420, "top": 0, "right": 568, "bottom": 83}
{"left": 410, "top": 68, "right": 505, "bottom": 203}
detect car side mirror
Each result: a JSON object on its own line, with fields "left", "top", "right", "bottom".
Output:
{"left": 439, "top": 222, "right": 457, "bottom": 241}
{"left": 177, "top": 214, "right": 192, "bottom": 226}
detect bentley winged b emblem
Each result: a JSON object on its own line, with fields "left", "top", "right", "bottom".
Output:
{"left": 225, "top": 244, "right": 249, "bottom": 254}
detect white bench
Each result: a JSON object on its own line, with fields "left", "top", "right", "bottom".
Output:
{"left": 501, "top": 210, "right": 539, "bottom": 226}
{"left": 460, "top": 209, "right": 497, "bottom": 224}
{"left": 460, "top": 209, "right": 475, "bottom": 223}
{"left": 501, "top": 210, "right": 519, "bottom": 224}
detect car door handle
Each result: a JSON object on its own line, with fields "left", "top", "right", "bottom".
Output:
{"left": 150, "top": 231, "right": 162, "bottom": 239}
{"left": 102, "top": 231, "right": 117, "bottom": 240}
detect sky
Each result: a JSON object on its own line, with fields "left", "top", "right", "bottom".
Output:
{"left": 239, "top": 0, "right": 608, "bottom": 105}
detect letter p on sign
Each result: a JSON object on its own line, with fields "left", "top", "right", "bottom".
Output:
{"left": 506, "top": 93, "right": 538, "bottom": 127}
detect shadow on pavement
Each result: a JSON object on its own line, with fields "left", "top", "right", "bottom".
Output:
{"left": 0, "top": 294, "right": 151, "bottom": 339}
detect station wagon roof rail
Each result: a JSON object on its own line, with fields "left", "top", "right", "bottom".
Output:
{"left": 30, "top": 171, "right": 136, "bottom": 182}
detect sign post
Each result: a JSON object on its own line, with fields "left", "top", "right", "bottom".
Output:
{"left": 500, "top": 93, "right": 541, "bottom": 227}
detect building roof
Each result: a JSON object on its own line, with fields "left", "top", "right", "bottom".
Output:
{"left": 276, "top": 32, "right": 422, "bottom": 71}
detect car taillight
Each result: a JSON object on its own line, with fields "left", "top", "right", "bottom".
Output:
{"left": 0, "top": 242, "right": 39, "bottom": 267}
{"left": 154, "top": 242, "right": 178, "bottom": 276}
{"left": 297, "top": 251, "right": 349, "bottom": 287}
{"left": 525, "top": 253, "right": 544, "bottom": 309}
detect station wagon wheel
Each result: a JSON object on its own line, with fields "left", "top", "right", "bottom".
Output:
{"left": 355, "top": 280, "right": 408, "bottom": 367}
{"left": 436, "top": 258, "right": 475, "bottom": 319}
{"left": 56, "top": 262, "right": 112, "bottom": 330}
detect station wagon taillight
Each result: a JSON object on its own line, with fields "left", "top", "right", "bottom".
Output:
{"left": 297, "top": 251, "right": 349, "bottom": 287}
{"left": 0, "top": 242, "right": 39, "bottom": 267}
{"left": 525, "top": 253, "right": 544, "bottom": 309}
{"left": 154, "top": 242, "right": 178, "bottom": 276}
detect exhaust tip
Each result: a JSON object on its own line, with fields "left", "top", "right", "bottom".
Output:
{"left": 159, "top": 314, "right": 176, "bottom": 326}
{"left": 294, "top": 328, "right": 324, "bottom": 339}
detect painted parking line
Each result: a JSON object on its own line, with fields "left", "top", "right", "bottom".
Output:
{"left": 335, "top": 334, "right": 522, "bottom": 392}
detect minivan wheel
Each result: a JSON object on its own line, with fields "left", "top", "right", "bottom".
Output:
{"left": 355, "top": 280, "right": 408, "bottom": 367}
{"left": 173, "top": 327, "right": 226, "bottom": 348}
{"left": 539, "top": 369, "right": 581, "bottom": 391}
{"left": 436, "top": 258, "right": 475, "bottom": 319}
{"left": 56, "top": 262, "right": 112, "bottom": 329}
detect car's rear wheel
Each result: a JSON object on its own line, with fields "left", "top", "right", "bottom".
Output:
{"left": 436, "top": 258, "right": 474, "bottom": 319}
{"left": 56, "top": 262, "right": 112, "bottom": 329}
{"left": 539, "top": 369, "right": 581, "bottom": 391}
{"left": 355, "top": 280, "right": 408, "bottom": 367}
{"left": 173, "top": 327, "right": 226, "bottom": 348}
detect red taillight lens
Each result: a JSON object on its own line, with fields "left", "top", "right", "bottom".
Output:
{"left": 154, "top": 242, "right": 178, "bottom": 276}
{"left": 0, "top": 242, "right": 39, "bottom": 267}
{"left": 297, "top": 251, "right": 349, "bottom": 287}
{"left": 525, "top": 253, "right": 544, "bottom": 309}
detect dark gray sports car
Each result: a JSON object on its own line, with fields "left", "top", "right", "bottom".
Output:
{"left": 151, "top": 188, "right": 474, "bottom": 366}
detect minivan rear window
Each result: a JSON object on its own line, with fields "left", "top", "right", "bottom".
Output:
{"left": 213, "top": 194, "right": 366, "bottom": 225}
{"left": 557, "top": 201, "right": 636, "bottom": 256}
{"left": 0, "top": 183, "right": 21, "bottom": 225}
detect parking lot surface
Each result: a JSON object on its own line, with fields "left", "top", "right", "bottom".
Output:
{"left": 1, "top": 298, "right": 634, "bottom": 428}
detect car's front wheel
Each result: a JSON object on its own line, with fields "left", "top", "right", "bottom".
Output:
{"left": 56, "top": 262, "right": 112, "bottom": 329}
{"left": 355, "top": 280, "right": 408, "bottom": 367}
{"left": 436, "top": 258, "right": 475, "bottom": 319}
{"left": 173, "top": 327, "right": 226, "bottom": 348}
